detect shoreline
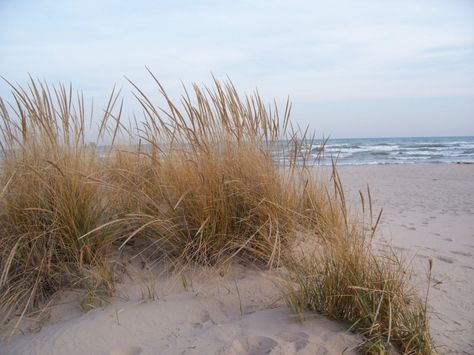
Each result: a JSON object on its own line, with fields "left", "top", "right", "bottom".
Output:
{"left": 314, "top": 161, "right": 474, "bottom": 166}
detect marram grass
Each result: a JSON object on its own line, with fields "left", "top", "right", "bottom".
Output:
{"left": 0, "top": 80, "right": 122, "bottom": 325}
{"left": 281, "top": 169, "right": 434, "bottom": 354}
{"left": 282, "top": 221, "right": 434, "bottom": 353}
{"left": 0, "top": 74, "right": 434, "bottom": 353}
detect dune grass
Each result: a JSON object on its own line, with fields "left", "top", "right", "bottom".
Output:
{"left": 107, "top": 74, "right": 310, "bottom": 267}
{"left": 0, "top": 80, "right": 122, "bottom": 324}
{"left": 0, "top": 74, "right": 434, "bottom": 353}
{"left": 282, "top": 169, "right": 434, "bottom": 354}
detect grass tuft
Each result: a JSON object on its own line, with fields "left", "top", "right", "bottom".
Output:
{"left": 0, "top": 79, "right": 121, "bottom": 326}
{"left": 109, "top": 74, "right": 306, "bottom": 267}
{"left": 281, "top": 170, "right": 435, "bottom": 354}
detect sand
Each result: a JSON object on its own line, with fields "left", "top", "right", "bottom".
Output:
{"left": 1, "top": 264, "right": 361, "bottom": 355}
{"left": 2, "top": 164, "right": 473, "bottom": 354}
{"left": 336, "top": 164, "right": 474, "bottom": 354}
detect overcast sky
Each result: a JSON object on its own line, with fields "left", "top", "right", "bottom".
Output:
{"left": 1, "top": 0, "right": 473, "bottom": 138}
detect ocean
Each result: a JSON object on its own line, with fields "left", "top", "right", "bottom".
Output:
{"left": 15, "top": 136, "right": 471, "bottom": 167}
{"left": 288, "top": 136, "right": 474, "bottom": 166}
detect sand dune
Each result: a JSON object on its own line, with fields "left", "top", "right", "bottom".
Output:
{"left": 3, "top": 264, "right": 361, "bottom": 355}
{"left": 2, "top": 164, "right": 473, "bottom": 354}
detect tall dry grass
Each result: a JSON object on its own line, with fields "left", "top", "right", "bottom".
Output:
{"left": 0, "top": 79, "right": 121, "bottom": 324}
{"left": 282, "top": 168, "right": 434, "bottom": 354}
{"left": 107, "top": 74, "right": 310, "bottom": 267}
{"left": 0, "top": 74, "right": 434, "bottom": 353}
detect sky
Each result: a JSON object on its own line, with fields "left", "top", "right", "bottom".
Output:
{"left": 0, "top": 0, "right": 473, "bottom": 138}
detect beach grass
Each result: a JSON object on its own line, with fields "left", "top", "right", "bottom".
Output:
{"left": 106, "top": 73, "right": 310, "bottom": 267}
{"left": 0, "top": 79, "right": 122, "bottom": 324}
{"left": 0, "top": 74, "right": 434, "bottom": 353}
{"left": 281, "top": 171, "right": 434, "bottom": 354}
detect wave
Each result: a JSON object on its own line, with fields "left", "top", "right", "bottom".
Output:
{"left": 278, "top": 136, "right": 474, "bottom": 165}
{"left": 403, "top": 143, "right": 453, "bottom": 149}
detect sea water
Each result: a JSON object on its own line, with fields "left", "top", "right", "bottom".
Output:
{"left": 94, "top": 136, "right": 474, "bottom": 166}
{"left": 284, "top": 136, "right": 474, "bottom": 166}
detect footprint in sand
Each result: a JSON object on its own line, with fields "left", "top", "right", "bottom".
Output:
{"left": 416, "top": 254, "right": 429, "bottom": 259}
{"left": 280, "top": 331, "right": 309, "bottom": 351}
{"left": 400, "top": 224, "right": 416, "bottom": 231}
{"left": 450, "top": 250, "right": 473, "bottom": 257}
{"left": 225, "top": 336, "right": 278, "bottom": 355}
{"left": 435, "top": 255, "right": 455, "bottom": 264}
{"left": 109, "top": 345, "right": 142, "bottom": 355}
{"left": 190, "top": 310, "right": 213, "bottom": 329}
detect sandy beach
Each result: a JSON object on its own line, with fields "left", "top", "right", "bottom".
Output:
{"left": 2, "top": 164, "right": 473, "bottom": 355}
{"left": 338, "top": 164, "right": 474, "bottom": 354}
{"left": 2, "top": 0, "right": 473, "bottom": 352}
